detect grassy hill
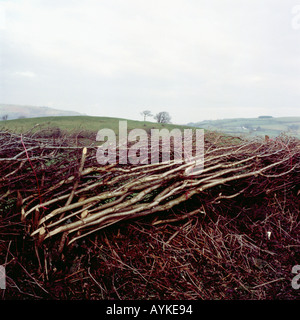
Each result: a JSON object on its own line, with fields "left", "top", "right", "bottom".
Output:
{"left": 188, "top": 116, "right": 300, "bottom": 138}
{"left": 0, "top": 115, "right": 196, "bottom": 138}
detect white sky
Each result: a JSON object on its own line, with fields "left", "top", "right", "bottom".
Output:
{"left": 0, "top": 0, "right": 300, "bottom": 124}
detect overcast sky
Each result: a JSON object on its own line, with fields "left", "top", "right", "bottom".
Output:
{"left": 0, "top": 0, "right": 300, "bottom": 124}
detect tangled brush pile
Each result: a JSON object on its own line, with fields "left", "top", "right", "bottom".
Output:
{"left": 0, "top": 130, "right": 299, "bottom": 248}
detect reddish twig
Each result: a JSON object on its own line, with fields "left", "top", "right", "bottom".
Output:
{"left": 20, "top": 134, "right": 46, "bottom": 209}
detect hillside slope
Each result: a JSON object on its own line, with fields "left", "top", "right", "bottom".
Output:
{"left": 0, "top": 115, "right": 196, "bottom": 138}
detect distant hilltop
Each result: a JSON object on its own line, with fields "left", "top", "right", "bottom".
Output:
{"left": 0, "top": 104, "right": 84, "bottom": 120}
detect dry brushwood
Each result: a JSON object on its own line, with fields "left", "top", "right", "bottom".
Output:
{"left": 0, "top": 130, "right": 299, "bottom": 247}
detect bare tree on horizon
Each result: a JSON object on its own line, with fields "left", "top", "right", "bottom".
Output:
{"left": 141, "top": 110, "right": 153, "bottom": 122}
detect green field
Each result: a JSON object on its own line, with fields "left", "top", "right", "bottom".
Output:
{"left": 0, "top": 115, "right": 196, "bottom": 137}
